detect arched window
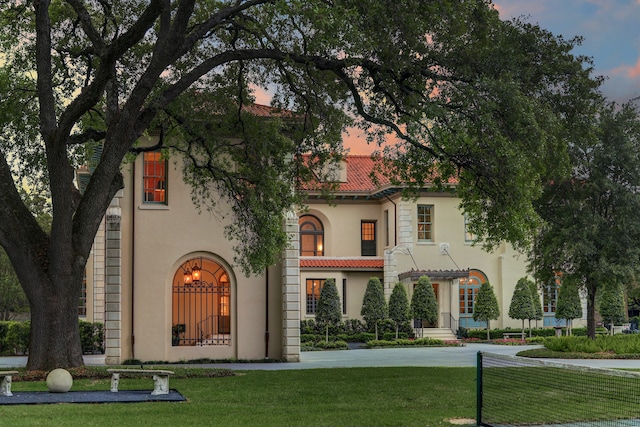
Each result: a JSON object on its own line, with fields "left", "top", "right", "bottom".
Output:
{"left": 172, "top": 257, "right": 231, "bottom": 346}
{"left": 299, "top": 215, "right": 324, "bottom": 256}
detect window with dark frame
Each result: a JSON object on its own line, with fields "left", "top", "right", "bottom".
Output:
{"left": 361, "top": 220, "right": 376, "bottom": 256}
{"left": 143, "top": 151, "right": 167, "bottom": 204}
{"left": 306, "top": 278, "right": 326, "bottom": 314}
{"left": 384, "top": 209, "right": 389, "bottom": 247}
{"left": 342, "top": 278, "right": 347, "bottom": 315}
{"left": 299, "top": 215, "right": 324, "bottom": 256}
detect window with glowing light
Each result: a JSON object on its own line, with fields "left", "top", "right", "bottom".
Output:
{"left": 299, "top": 215, "right": 324, "bottom": 256}
{"left": 142, "top": 151, "right": 167, "bottom": 204}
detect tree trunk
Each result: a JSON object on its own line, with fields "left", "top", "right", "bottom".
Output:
{"left": 486, "top": 320, "right": 491, "bottom": 340}
{"left": 27, "top": 282, "right": 84, "bottom": 370}
{"left": 587, "top": 286, "right": 597, "bottom": 339}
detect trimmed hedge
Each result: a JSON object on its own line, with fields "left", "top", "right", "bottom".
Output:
{"left": 463, "top": 327, "right": 595, "bottom": 340}
{"left": 0, "top": 320, "right": 104, "bottom": 356}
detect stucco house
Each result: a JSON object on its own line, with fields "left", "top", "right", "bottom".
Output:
{"left": 78, "top": 114, "right": 583, "bottom": 365}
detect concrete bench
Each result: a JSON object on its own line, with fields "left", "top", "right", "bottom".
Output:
{"left": 0, "top": 371, "right": 19, "bottom": 396}
{"left": 107, "top": 369, "right": 175, "bottom": 395}
{"left": 503, "top": 332, "right": 525, "bottom": 340}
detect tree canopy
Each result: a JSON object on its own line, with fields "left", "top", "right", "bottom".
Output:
{"left": 315, "top": 279, "right": 341, "bottom": 343}
{"left": 388, "top": 282, "right": 410, "bottom": 339}
{"left": 598, "top": 283, "right": 626, "bottom": 332}
{"left": 473, "top": 281, "right": 499, "bottom": 339}
{"left": 508, "top": 277, "right": 535, "bottom": 335}
{"left": 360, "top": 277, "right": 387, "bottom": 340}
{"left": 555, "top": 278, "right": 582, "bottom": 334}
{"left": 529, "top": 100, "right": 640, "bottom": 338}
{"left": 0, "top": 0, "right": 602, "bottom": 369}
{"left": 411, "top": 275, "right": 438, "bottom": 336}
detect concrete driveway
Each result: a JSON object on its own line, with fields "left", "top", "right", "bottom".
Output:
{"left": 4, "top": 343, "right": 640, "bottom": 370}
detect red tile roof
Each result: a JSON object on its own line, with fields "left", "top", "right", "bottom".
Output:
{"left": 242, "top": 104, "right": 298, "bottom": 118}
{"left": 300, "top": 258, "right": 384, "bottom": 269}
{"left": 336, "top": 155, "right": 390, "bottom": 192}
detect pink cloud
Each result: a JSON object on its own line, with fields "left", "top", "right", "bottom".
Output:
{"left": 249, "top": 85, "right": 273, "bottom": 106}
{"left": 611, "top": 58, "right": 640, "bottom": 78}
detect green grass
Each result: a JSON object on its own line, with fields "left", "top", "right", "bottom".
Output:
{"left": 3, "top": 367, "right": 477, "bottom": 426}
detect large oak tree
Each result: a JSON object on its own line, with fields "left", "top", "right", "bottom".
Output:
{"left": 0, "top": 0, "right": 601, "bottom": 369}
{"left": 530, "top": 100, "right": 640, "bottom": 338}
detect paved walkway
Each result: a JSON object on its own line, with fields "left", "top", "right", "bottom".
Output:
{"left": 4, "top": 344, "right": 640, "bottom": 370}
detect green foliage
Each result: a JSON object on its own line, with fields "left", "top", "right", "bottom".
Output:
{"left": 528, "top": 281, "right": 543, "bottom": 321}
{"left": 473, "top": 282, "right": 500, "bottom": 338}
{"left": 0, "top": 249, "right": 28, "bottom": 320}
{"left": 5, "top": 321, "right": 30, "bottom": 355}
{"left": 411, "top": 276, "right": 438, "bottom": 325}
{"left": 366, "top": 337, "right": 451, "bottom": 348}
{"left": 0, "top": 321, "right": 104, "bottom": 356}
{"left": 598, "top": 283, "right": 626, "bottom": 326}
{"left": 79, "top": 321, "right": 105, "bottom": 354}
{"left": 509, "top": 278, "right": 536, "bottom": 326}
{"left": 315, "top": 279, "right": 342, "bottom": 342}
{"left": 360, "top": 277, "right": 387, "bottom": 339}
{"left": 543, "top": 334, "right": 640, "bottom": 355}
{"left": 530, "top": 101, "right": 640, "bottom": 337}
{"left": 556, "top": 281, "right": 583, "bottom": 321}
{"left": 388, "top": 282, "right": 410, "bottom": 338}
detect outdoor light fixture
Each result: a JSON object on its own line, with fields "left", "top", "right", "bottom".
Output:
{"left": 183, "top": 269, "right": 192, "bottom": 285}
{"left": 191, "top": 265, "right": 201, "bottom": 282}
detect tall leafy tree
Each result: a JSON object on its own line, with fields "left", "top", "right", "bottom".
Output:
{"left": 315, "top": 279, "right": 341, "bottom": 343}
{"left": 530, "top": 100, "right": 640, "bottom": 338}
{"left": 555, "top": 279, "right": 582, "bottom": 335}
{"left": 528, "top": 281, "right": 544, "bottom": 333}
{"left": 0, "top": 0, "right": 601, "bottom": 369}
{"left": 388, "top": 282, "right": 410, "bottom": 339}
{"left": 473, "top": 281, "right": 500, "bottom": 340}
{"left": 598, "top": 283, "right": 626, "bottom": 335}
{"left": 361, "top": 277, "right": 387, "bottom": 340}
{"left": 410, "top": 276, "right": 438, "bottom": 338}
{"left": 508, "top": 278, "right": 535, "bottom": 338}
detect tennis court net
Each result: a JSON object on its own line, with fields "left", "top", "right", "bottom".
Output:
{"left": 477, "top": 351, "right": 640, "bottom": 426}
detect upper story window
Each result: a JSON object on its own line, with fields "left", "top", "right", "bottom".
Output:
{"left": 299, "top": 215, "right": 324, "bottom": 256}
{"left": 143, "top": 152, "right": 167, "bottom": 204}
{"left": 361, "top": 220, "right": 376, "bottom": 256}
{"left": 464, "top": 214, "right": 476, "bottom": 243}
{"left": 417, "top": 205, "right": 433, "bottom": 242}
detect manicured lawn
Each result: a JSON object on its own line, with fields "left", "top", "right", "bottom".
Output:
{"left": 4, "top": 367, "right": 477, "bottom": 426}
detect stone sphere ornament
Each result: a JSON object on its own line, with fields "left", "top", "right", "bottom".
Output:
{"left": 46, "top": 368, "right": 73, "bottom": 393}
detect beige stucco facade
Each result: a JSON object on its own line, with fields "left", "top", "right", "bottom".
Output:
{"left": 83, "top": 153, "right": 585, "bottom": 364}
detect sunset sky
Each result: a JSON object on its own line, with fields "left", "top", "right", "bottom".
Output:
{"left": 494, "top": 0, "right": 640, "bottom": 105}
{"left": 255, "top": 1, "right": 640, "bottom": 154}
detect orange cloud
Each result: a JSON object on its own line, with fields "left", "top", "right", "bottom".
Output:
{"left": 611, "top": 57, "right": 640, "bottom": 78}
{"left": 249, "top": 84, "right": 273, "bottom": 106}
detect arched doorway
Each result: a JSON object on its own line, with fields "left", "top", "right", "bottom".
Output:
{"left": 172, "top": 256, "right": 231, "bottom": 346}
{"left": 459, "top": 269, "right": 489, "bottom": 328}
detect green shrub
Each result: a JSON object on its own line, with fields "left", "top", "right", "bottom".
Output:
{"left": 306, "top": 340, "right": 348, "bottom": 350}
{"left": 382, "top": 331, "right": 408, "bottom": 341}
{"left": 366, "top": 337, "right": 451, "bottom": 348}
{"left": 6, "top": 321, "right": 30, "bottom": 354}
